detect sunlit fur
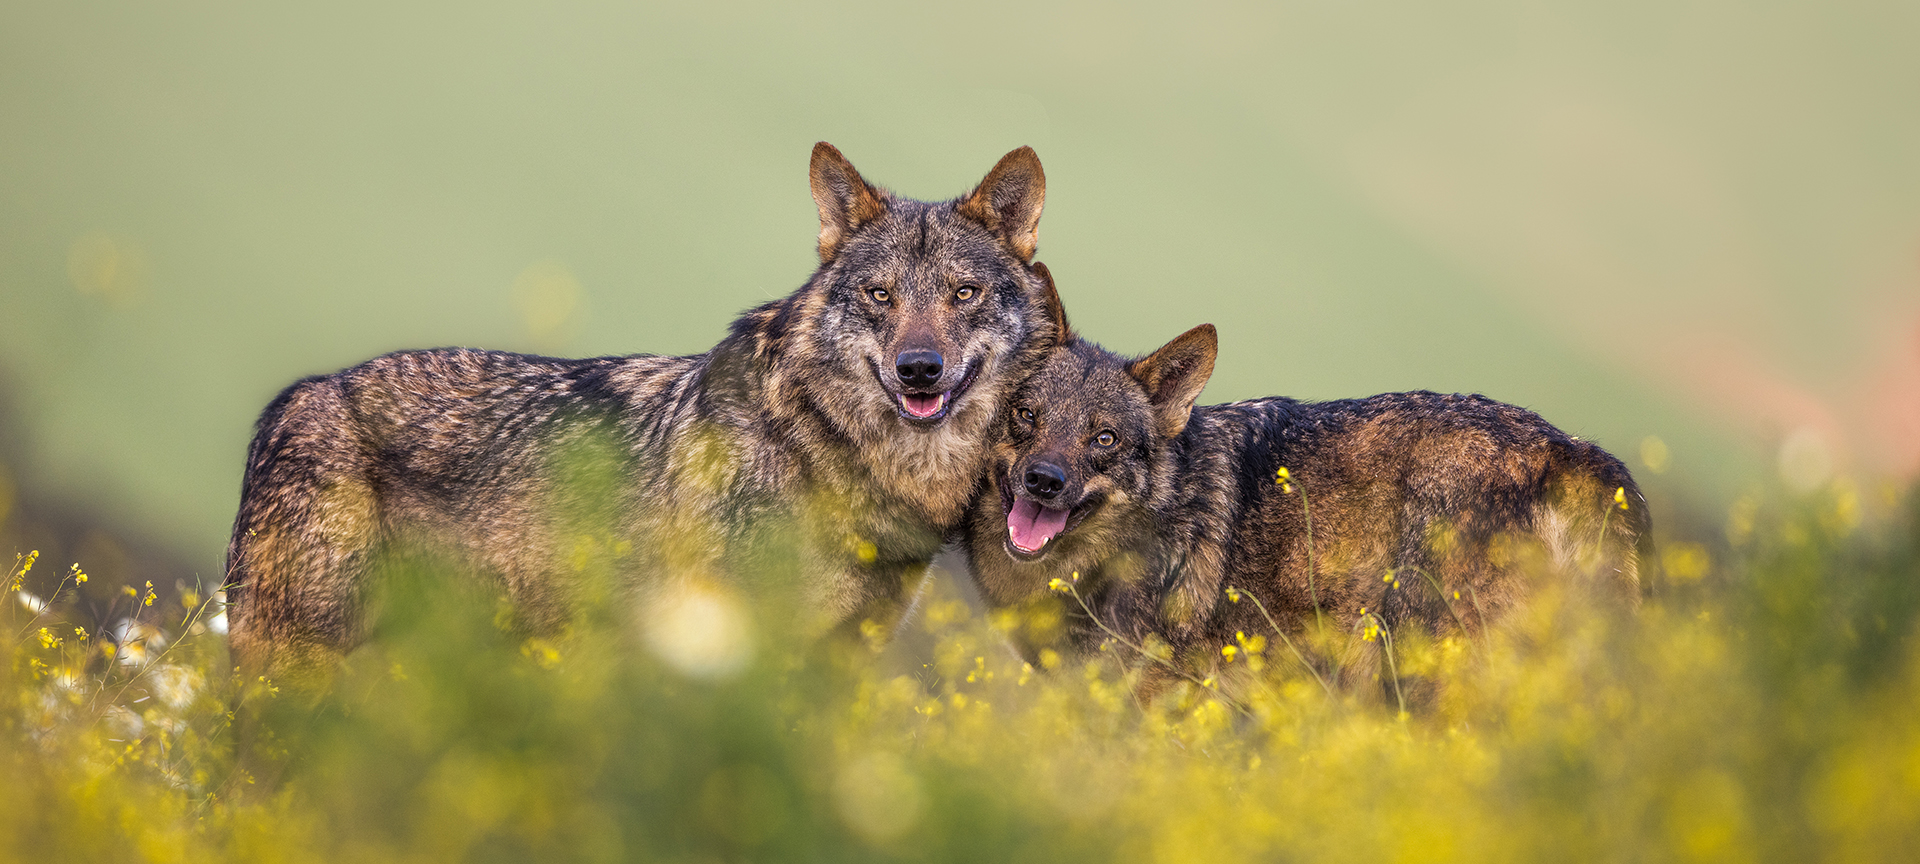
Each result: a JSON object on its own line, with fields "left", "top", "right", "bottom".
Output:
{"left": 963, "top": 330, "right": 1653, "bottom": 692}
{"left": 226, "top": 143, "right": 1066, "bottom": 685}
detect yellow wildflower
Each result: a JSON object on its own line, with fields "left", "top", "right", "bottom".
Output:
{"left": 1048, "top": 578, "right": 1070, "bottom": 593}
{"left": 1235, "top": 631, "right": 1266, "bottom": 655}
{"left": 1225, "top": 586, "right": 1241, "bottom": 603}
{"left": 1614, "top": 487, "right": 1628, "bottom": 511}
{"left": 1221, "top": 644, "right": 1238, "bottom": 662}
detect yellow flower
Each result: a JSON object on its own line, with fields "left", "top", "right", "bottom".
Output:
{"left": 1614, "top": 487, "right": 1629, "bottom": 511}
{"left": 1221, "top": 644, "right": 1238, "bottom": 662}
{"left": 1225, "top": 586, "right": 1242, "bottom": 603}
{"left": 1047, "top": 578, "right": 1070, "bottom": 593}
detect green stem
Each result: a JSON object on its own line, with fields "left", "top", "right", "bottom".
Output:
{"left": 1233, "top": 586, "right": 1336, "bottom": 699}
{"left": 1062, "top": 585, "right": 1253, "bottom": 718}
{"left": 1364, "top": 610, "right": 1407, "bottom": 718}
{"left": 1291, "top": 478, "right": 1324, "bottom": 631}
{"left": 1405, "top": 566, "right": 1490, "bottom": 662}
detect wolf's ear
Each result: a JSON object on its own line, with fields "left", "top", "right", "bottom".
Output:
{"left": 810, "top": 142, "right": 888, "bottom": 263}
{"left": 1127, "top": 324, "right": 1217, "bottom": 438}
{"left": 958, "top": 147, "right": 1046, "bottom": 262}
{"left": 1029, "top": 261, "right": 1072, "bottom": 347}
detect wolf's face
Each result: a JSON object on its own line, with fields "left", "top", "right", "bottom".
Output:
{"left": 987, "top": 326, "right": 1218, "bottom": 565}
{"left": 791, "top": 145, "right": 1062, "bottom": 446}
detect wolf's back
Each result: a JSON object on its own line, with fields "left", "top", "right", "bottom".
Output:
{"left": 223, "top": 348, "right": 705, "bottom": 680}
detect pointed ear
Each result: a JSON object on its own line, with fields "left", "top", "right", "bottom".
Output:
{"left": 1028, "top": 261, "right": 1071, "bottom": 348}
{"left": 1127, "top": 324, "right": 1218, "bottom": 438}
{"left": 810, "top": 142, "right": 887, "bottom": 263}
{"left": 957, "top": 146, "right": 1045, "bottom": 261}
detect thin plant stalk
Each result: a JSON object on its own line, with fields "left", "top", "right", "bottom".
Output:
{"left": 1360, "top": 610, "right": 1407, "bottom": 718}
{"left": 1279, "top": 470, "right": 1326, "bottom": 631}
{"left": 1058, "top": 583, "right": 1253, "bottom": 719}
{"left": 1404, "top": 566, "right": 1490, "bottom": 661}
{"left": 1230, "top": 585, "right": 1335, "bottom": 699}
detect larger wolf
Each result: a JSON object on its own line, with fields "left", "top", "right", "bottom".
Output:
{"left": 226, "top": 143, "right": 1065, "bottom": 683}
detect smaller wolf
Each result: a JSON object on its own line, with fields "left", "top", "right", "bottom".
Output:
{"left": 962, "top": 324, "right": 1652, "bottom": 692}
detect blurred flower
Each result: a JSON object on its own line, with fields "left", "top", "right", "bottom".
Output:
{"left": 642, "top": 583, "right": 754, "bottom": 680}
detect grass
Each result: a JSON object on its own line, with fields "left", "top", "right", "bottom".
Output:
{"left": 4, "top": 478, "right": 1918, "bottom": 862}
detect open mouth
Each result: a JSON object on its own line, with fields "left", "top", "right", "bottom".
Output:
{"left": 879, "top": 359, "right": 979, "bottom": 425}
{"left": 1000, "top": 477, "right": 1100, "bottom": 560}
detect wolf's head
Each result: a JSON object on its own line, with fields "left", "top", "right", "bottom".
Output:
{"left": 798, "top": 143, "right": 1059, "bottom": 425}
{"left": 977, "top": 325, "right": 1218, "bottom": 574}
{"left": 763, "top": 143, "right": 1068, "bottom": 523}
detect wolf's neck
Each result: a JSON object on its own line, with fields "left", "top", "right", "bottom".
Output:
{"left": 837, "top": 401, "right": 993, "bottom": 527}
{"left": 1132, "top": 406, "right": 1248, "bottom": 637}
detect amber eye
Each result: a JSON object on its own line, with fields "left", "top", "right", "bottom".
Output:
{"left": 955, "top": 286, "right": 977, "bottom": 301}
{"left": 1017, "top": 407, "right": 1035, "bottom": 423}
{"left": 1095, "top": 431, "right": 1117, "bottom": 448}
{"left": 869, "top": 287, "right": 890, "bottom": 303}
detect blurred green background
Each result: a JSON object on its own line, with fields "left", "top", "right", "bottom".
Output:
{"left": 3, "top": 0, "right": 1918, "bottom": 576}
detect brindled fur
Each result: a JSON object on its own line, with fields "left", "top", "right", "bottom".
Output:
{"left": 962, "top": 326, "right": 1652, "bottom": 695}
{"left": 226, "top": 143, "right": 1068, "bottom": 683}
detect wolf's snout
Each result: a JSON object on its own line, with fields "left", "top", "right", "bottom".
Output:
{"left": 1023, "top": 462, "right": 1067, "bottom": 500}
{"left": 895, "top": 350, "right": 944, "bottom": 388}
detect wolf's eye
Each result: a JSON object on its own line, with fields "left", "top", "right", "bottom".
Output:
{"left": 869, "top": 288, "right": 890, "bottom": 303}
{"left": 955, "top": 286, "right": 977, "bottom": 301}
{"left": 1095, "top": 431, "right": 1117, "bottom": 448}
{"left": 1017, "top": 407, "right": 1035, "bottom": 423}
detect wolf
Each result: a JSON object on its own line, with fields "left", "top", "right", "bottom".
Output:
{"left": 961, "top": 324, "right": 1652, "bottom": 693}
{"left": 225, "top": 142, "right": 1067, "bottom": 685}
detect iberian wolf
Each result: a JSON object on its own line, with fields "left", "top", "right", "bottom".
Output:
{"left": 962, "top": 324, "right": 1652, "bottom": 694}
{"left": 226, "top": 142, "right": 1067, "bottom": 684}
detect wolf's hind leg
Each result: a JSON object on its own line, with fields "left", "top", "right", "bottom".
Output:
{"left": 225, "top": 376, "right": 379, "bottom": 693}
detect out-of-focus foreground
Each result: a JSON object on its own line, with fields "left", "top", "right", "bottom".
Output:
{"left": 4, "top": 483, "right": 1916, "bottom": 863}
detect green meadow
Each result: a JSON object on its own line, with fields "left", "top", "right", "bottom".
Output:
{"left": 4, "top": 1, "right": 1918, "bottom": 861}
{"left": 5, "top": 486, "right": 1919, "bottom": 861}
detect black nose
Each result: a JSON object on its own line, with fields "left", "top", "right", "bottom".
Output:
{"left": 895, "top": 350, "right": 944, "bottom": 388}
{"left": 1023, "top": 462, "right": 1066, "bottom": 500}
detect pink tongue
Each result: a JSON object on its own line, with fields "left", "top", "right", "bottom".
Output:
{"left": 901, "top": 392, "right": 945, "bottom": 418}
{"left": 1007, "top": 498, "right": 1070, "bottom": 553}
